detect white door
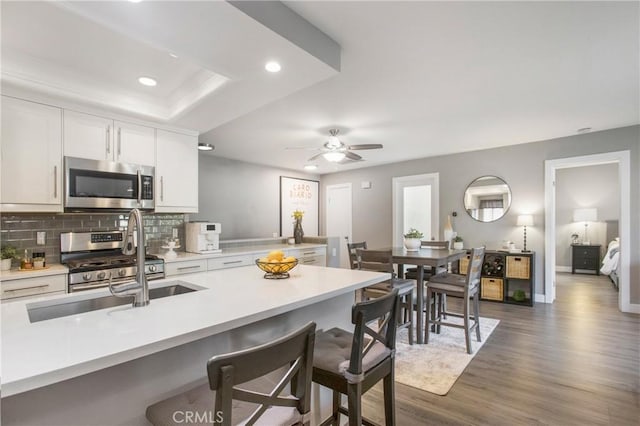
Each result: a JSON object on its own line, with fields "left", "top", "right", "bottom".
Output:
{"left": 392, "top": 173, "right": 439, "bottom": 246}
{"left": 1, "top": 96, "right": 63, "bottom": 210}
{"left": 64, "top": 110, "right": 113, "bottom": 161}
{"left": 155, "top": 129, "right": 198, "bottom": 213}
{"left": 115, "top": 121, "right": 155, "bottom": 166}
{"left": 326, "top": 183, "right": 352, "bottom": 269}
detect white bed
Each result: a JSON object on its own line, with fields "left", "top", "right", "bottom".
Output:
{"left": 600, "top": 237, "right": 620, "bottom": 289}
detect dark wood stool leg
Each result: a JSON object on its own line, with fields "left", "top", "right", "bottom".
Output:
{"left": 347, "top": 383, "right": 363, "bottom": 426}
{"left": 474, "top": 293, "right": 481, "bottom": 342}
{"left": 463, "top": 297, "right": 472, "bottom": 354}
{"left": 383, "top": 368, "right": 396, "bottom": 425}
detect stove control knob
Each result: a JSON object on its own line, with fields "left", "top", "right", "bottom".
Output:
{"left": 97, "top": 271, "right": 106, "bottom": 280}
{"left": 82, "top": 273, "right": 92, "bottom": 281}
{"left": 118, "top": 268, "right": 127, "bottom": 277}
{"left": 149, "top": 265, "right": 157, "bottom": 273}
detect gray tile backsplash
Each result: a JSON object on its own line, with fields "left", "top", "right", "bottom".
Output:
{"left": 0, "top": 213, "right": 185, "bottom": 266}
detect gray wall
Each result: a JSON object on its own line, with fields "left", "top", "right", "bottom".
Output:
{"left": 320, "top": 125, "right": 639, "bottom": 302}
{"left": 555, "top": 164, "right": 619, "bottom": 268}
{"left": 193, "top": 155, "right": 319, "bottom": 239}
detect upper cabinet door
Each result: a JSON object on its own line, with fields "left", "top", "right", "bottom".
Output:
{"left": 114, "top": 121, "right": 155, "bottom": 166}
{"left": 63, "top": 110, "right": 113, "bottom": 161}
{"left": 155, "top": 129, "right": 198, "bottom": 213}
{"left": 1, "top": 96, "right": 63, "bottom": 211}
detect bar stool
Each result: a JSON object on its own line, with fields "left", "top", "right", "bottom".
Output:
{"left": 346, "top": 241, "right": 367, "bottom": 270}
{"left": 312, "top": 289, "right": 400, "bottom": 426}
{"left": 356, "top": 248, "right": 415, "bottom": 345}
{"left": 425, "top": 247, "right": 485, "bottom": 354}
{"left": 146, "top": 322, "right": 316, "bottom": 426}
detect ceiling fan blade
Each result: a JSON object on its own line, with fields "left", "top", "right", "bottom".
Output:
{"left": 308, "top": 152, "right": 325, "bottom": 161}
{"left": 344, "top": 151, "right": 363, "bottom": 161}
{"left": 347, "top": 144, "right": 383, "bottom": 150}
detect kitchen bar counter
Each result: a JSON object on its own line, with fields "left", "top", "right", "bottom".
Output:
{"left": 1, "top": 264, "right": 386, "bottom": 425}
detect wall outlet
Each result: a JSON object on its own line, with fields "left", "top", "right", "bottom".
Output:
{"left": 36, "top": 231, "right": 46, "bottom": 245}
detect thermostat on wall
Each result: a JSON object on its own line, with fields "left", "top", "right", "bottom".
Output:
{"left": 361, "top": 181, "right": 371, "bottom": 189}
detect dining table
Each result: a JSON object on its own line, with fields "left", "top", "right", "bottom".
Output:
{"left": 377, "top": 246, "right": 467, "bottom": 344}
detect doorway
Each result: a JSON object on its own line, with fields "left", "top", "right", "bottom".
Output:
{"left": 392, "top": 173, "right": 439, "bottom": 247}
{"left": 326, "top": 183, "right": 352, "bottom": 268}
{"left": 544, "top": 150, "right": 634, "bottom": 312}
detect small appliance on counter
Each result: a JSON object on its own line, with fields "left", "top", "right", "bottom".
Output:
{"left": 186, "top": 222, "right": 222, "bottom": 254}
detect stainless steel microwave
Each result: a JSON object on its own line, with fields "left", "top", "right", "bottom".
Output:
{"left": 64, "top": 157, "right": 154, "bottom": 211}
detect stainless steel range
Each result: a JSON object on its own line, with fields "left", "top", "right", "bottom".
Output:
{"left": 61, "top": 231, "right": 165, "bottom": 292}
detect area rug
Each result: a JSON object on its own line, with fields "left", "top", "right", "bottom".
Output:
{"left": 394, "top": 317, "right": 500, "bottom": 395}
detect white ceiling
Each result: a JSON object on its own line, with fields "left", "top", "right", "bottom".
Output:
{"left": 2, "top": 1, "right": 638, "bottom": 175}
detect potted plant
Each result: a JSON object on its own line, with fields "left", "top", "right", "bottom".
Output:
{"left": 453, "top": 236, "right": 464, "bottom": 250}
{"left": 403, "top": 228, "right": 423, "bottom": 251}
{"left": 1, "top": 245, "right": 17, "bottom": 271}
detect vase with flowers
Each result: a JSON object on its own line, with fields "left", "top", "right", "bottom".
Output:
{"left": 292, "top": 210, "right": 304, "bottom": 244}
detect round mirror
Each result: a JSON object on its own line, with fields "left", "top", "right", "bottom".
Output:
{"left": 463, "top": 176, "right": 512, "bottom": 222}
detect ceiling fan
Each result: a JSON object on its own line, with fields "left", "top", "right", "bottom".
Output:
{"left": 288, "top": 129, "right": 383, "bottom": 163}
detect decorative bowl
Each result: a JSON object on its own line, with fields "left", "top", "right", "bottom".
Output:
{"left": 255, "top": 258, "right": 298, "bottom": 279}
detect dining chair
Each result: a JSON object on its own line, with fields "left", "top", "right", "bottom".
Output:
{"left": 356, "top": 248, "right": 415, "bottom": 345}
{"left": 312, "top": 289, "right": 400, "bottom": 426}
{"left": 146, "top": 322, "right": 316, "bottom": 426}
{"left": 425, "top": 247, "right": 485, "bottom": 354}
{"left": 346, "top": 241, "right": 367, "bottom": 270}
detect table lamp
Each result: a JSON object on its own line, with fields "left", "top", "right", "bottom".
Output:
{"left": 516, "top": 215, "right": 534, "bottom": 252}
{"left": 573, "top": 208, "right": 597, "bottom": 244}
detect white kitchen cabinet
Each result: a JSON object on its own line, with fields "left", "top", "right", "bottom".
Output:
{"left": 207, "top": 255, "right": 253, "bottom": 270}
{"left": 1, "top": 96, "right": 63, "bottom": 212}
{"left": 1, "top": 274, "right": 66, "bottom": 302}
{"left": 165, "top": 259, "right": 207, "bottom": 277}
{"left": 287, "top": 247, "right": 327, "bottom": 266}
{"left": 64, "top": 110, "right": 155, "bottom": 166}
{"left": 155, "top": 129, "right": 198, "bottom": 213}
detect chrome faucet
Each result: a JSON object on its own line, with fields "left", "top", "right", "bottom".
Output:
{"left": 109, "top": 208, "right": 149, "bottom": 307}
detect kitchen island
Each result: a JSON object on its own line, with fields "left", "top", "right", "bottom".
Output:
{"left": 1, "top": 264, "right": 387, "bottom": 425}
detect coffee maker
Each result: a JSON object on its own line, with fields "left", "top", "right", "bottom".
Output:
{"left": 185, "top": 222, "right": 222, "bottom": 254}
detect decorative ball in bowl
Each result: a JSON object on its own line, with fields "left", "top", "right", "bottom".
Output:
{"left": 256, "top": 250, "right": 298, "bottom": 279}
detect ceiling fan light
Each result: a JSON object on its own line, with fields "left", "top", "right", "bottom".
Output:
{"left": 323, "top": 151, "right": 345, "bottom": 162}
{"left": 326, "top": 135, "right": 341, "bottom": 148}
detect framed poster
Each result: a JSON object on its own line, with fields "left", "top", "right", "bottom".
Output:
{"left": 280, "top": 176, "right": 319, "bottom": 237}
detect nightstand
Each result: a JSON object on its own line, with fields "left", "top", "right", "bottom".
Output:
{"left": 571, "top": 244, "right": 601, "bottom": 275}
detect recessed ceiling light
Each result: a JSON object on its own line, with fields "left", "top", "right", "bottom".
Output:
{"left": 138, "top": 76, "right": 157, "bottom": 87}
{"left": 577, "top": 127, "right": 592, "bottom": 134}
{"left": 198, "top": 143, "right": 214, "bottom": 151}
{"left": 265, "top": 61, "right": 281, "bottom": 73}
{"left": 128, "top": 0, "right": 143, "bottom": 3}
{"left": 304, "top": 164, "right": 318, "bottom": 171}
{"left": 169, "top": 53, "right": 179, "bottom": 59}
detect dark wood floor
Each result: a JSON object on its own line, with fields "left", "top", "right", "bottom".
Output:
{"left": 362, "top": 273, "right": 640, "bottom": 425}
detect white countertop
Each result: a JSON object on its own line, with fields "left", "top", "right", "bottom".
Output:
{"left": 0, "top": 264, "right": 386, "bottom": 397}
{"left": 0, "top": 263, "right": 68, "bottom": 282}
{"left": 156, "top": 243, "right": 325, "bottom": 263}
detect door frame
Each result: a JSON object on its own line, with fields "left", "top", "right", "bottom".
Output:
{"left": 392, "top": 173, "right": 440, "bottom": 246}
{"left": 544, "top": 150, "right": 634, "bottom": 312}
{"left": 325, "top": 183, "right": 352, "bottom": 268}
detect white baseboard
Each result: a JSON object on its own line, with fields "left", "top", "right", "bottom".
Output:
{"left": 624, "top": 303, "right": 640, "bottom": 314}
{"left": 555, "top": 266, "right": 572, "bottom": 273}
{"left": 535, "top": 294, "right": 547, "bottom": 303}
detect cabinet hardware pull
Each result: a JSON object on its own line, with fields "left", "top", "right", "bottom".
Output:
{"left": 303, "top": 251, "right": 315, "bottom": 255}
{"left": 106, "top": 126, "right": 111, "bottom": 155}
{"left": 137, "top": 169, "right": 142, "bottom": 206}
{"left": 117, "top": 128, "right": 122, "bottom": 157}
{"left": 160, "top": 176, "right": 164, "bottom": 201}
{"left": 53, "top": 165, "right": 58, "bottom": 198}
{"left": 223, "top": 260, "right": 243, "bottom": 265}
{"left": 177, "top": 265, "right": 201, "bottom": 271}
{"left": 5, "top": 284, "right": 49, "bottom": 293}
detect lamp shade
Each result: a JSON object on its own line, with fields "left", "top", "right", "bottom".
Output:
{"left": 573, "top": 208, "right": 597, "bottom": 222}
{"left": 517, "top": 215, "right": 534, "bottom": 227}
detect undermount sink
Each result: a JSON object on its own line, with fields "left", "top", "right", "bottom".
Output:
{"left": 27, "top": 281, "right": 204, "bottom": 323}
